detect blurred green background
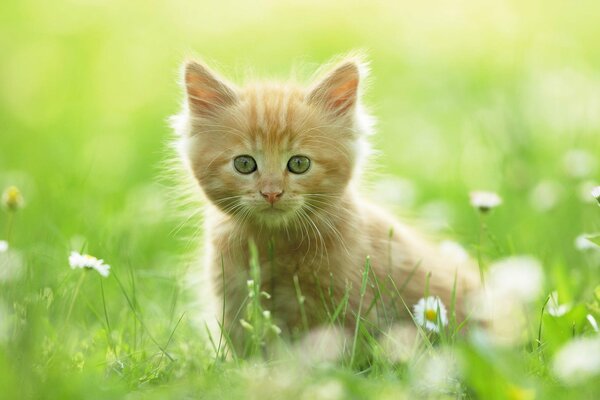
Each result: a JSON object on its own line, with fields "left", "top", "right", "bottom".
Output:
{"left": 1, "top": 0, "right": 599, "bottom": 398}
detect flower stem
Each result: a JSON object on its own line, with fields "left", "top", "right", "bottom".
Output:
{"left": 6, "top": 212, "right": 15, "bottom": 242}
{"left": 66, "top": 272, "right": 86, "bottom": 325}
{"left": 477, "top": 213, "right": 486, "bottom": 287}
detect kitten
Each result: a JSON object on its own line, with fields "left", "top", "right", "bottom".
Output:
{"left": 172, "top": 55, "right": 480, "bottom": 351}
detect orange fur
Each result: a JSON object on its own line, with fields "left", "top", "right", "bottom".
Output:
{"left": 173, "top": 55, "right": 480, "bottom": 349}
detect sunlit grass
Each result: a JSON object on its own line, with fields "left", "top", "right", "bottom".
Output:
{"left": 1, "top": 0, "right": 600, "bottom": 398}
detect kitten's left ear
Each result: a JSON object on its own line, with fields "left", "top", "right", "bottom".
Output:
{"left": 307, "top": 57, "right": 366, "bottom": 116}
{"left": 183, "top": 60, "right": 238, "bottom": 116}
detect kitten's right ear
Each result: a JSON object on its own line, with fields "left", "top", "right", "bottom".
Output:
{"left": 183, "top": 60, "right": 238, "bottom": 116}
{"left": 307, "top": 57, "right": 365, "bottom": 117}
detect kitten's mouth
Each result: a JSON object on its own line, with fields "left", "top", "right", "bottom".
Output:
{"left": 261, "top": 206, "right": 288, "bottom": 214}
{"left": 256, "top": 203, "right": 297, "bottom": 217}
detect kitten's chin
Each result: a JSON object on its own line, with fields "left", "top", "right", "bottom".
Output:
{"left": 254, "top": 206, "right": 297, "bottom": 227}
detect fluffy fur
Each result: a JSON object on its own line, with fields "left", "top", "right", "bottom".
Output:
{"left": 172, "top": 55, "right": 480, "bottom": 350}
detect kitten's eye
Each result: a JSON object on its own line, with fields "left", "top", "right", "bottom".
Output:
{"left": 287, "top": 155, "right": 311, "bottom": 174}
{"left": 233, "top": 155, "right": 257, "bottom": 174}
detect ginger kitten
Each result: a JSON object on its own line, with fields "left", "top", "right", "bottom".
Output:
{"left": 173, "top": 55, "right": 479, "bottom": 351}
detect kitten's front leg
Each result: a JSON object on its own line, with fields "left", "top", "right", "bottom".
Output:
{"left": 208, "top": 249, "right": 252, "bottom": 356}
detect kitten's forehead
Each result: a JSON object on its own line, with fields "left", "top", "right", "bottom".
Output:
{"left": 204, "top": 81, "right": 354, "bottom": 158}
{"left": 237, "top": 83, "right": 311, "bottom": 145}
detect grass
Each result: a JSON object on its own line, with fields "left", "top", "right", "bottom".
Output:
{"left": 1, "top": 0, "right": 600, "bottom": 398}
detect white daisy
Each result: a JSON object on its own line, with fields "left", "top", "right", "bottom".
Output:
{"left": 578, "top": 181, "right": 599, "bottom": 204}
{"left": 0, "top": 240, "right": 8, "bottom": 253}
{"left": 469, "top": 191, "right": 502, "bottom": 212}
{"left": 439, "top": 240, "right": 469, "bottom": 265}
{"left": 294, "top": 326, "right": 345, "bottom": 365}
{"left": 487, "top": 256, "right": 543, "bottom": 303}
{"left": 552, "top": 337, "right": 600, "bottom": 385}
{"left": 546, "top": 291, "right": 571, "bottom": 317}
{"left": 528, "top": 180, "right": 562, "bottom": 212}
{"left": 380, "top": 323, "right": 419, "bottom": 363}
{"left": 563, "top": 149, "right": 597, "bottom": 178}
{"left": 68, "top": 251, "right": 110, "bottom": 277}
{"left": 413, "top": 296, "right": 448, "bottom": 332}
{"left": 0, "top": 247, "right": 24, "bottom": 283}
{"left": 469, "top": 256, "right": 543, "bottom": 346}
{"left": 420, "top": 200, "right": 453, "bottom": 231}
{"left": 468, "top": 288, "right": 528, "bottom": 346}
{"left": 575, "top": 234, "right": 600, "bottom": 251}
{"left": 592, "top": 186, "right": 600, "bottom": 205}
{"left": 411, "top": 349, "right": 459, "bottom": 394}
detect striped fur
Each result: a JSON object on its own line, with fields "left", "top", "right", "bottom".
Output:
{"left": 173, "top": 55, "right": 480, "bottom": 349}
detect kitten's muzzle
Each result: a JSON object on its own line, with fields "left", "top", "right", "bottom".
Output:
{"left": 260, "top": 190, "right": 284, "bottom": 205}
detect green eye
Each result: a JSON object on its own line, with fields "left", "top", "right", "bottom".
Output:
{"left": 287, "top": 155, "right": 311, "bottom": 174}
{"left": 234, "top": 155, "right": 257, "bottom": 174}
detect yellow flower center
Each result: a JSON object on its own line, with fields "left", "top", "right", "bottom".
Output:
{"left": 7, "top": 188, "right": 19, "bottom": 200}
{"left": 3, "top": 186, "right": 23, "bottom": 210}
{"left": 83, "top": 255, "right": 97, "bottom": 263}
{"left": 425, "top": 309, "right": 437, "bottom": 322}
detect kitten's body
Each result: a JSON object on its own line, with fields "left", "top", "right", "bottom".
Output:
{"left": 174, "top": 56, "right": 479, "bottom": 350}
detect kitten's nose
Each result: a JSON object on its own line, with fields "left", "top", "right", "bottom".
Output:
{"left": 260, "top": 190, "right": 283, "bottom": 205}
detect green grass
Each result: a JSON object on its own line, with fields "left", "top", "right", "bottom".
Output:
{"left": 1, "top": 0, "right": 600, "bottom": 398}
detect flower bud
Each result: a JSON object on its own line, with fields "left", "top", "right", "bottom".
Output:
{"left": 2, "top": 186, "right": 24, "bottom": 211}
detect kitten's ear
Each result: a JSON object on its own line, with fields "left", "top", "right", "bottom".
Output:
{"left": 183, "top": 60, "right": 238, "bottom": 115}
{"left": 307, "top": 58, "right": 365, "bottom": 116}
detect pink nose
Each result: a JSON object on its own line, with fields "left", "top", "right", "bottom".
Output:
{"left": 260, "top": 190, "right": 283, "bottom": 204}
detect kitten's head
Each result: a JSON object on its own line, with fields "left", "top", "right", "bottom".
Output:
{"left": 173, "top": 55, "right": 373, "bottom": 227}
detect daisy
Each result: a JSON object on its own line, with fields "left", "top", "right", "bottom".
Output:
{"left": 552, "top": 337, "right": 600, "bottom": 385}
{"left": 69, "top": 251, "right": 111, "bottom": 277}
{"left": 380, "top": 324, "right": 419, "bottom": 363}
{"left": 574, "top": 234, "right": 600, "bottom": 251}
{"left": 487, "top": 256, "right": 543, "bottom": 303}
{"left": 2, "top": 186, "right": 24, "bottom": 211}
{"left": 413, "top": 296, "right": 448, "bottom": 332}
{"left": 546, "top": 291, "right": 571, "bottom": 317}
{"left": 412, "top": 349, "right": 458, "bottom": 393}
{"left": 592, "top": 186, "right": 600, "bottom": 205}
{"left": 469, "top": 191, "right": 502, "bottom": 212}
{"left": 528, "top": 180, "right": 562, "bottom": 212}
{"left": 439, "top": 240, "right": 469, "bottom": 264}
{"left": 469, "top": 289, "right": 527, "bottom": 346}
{"left": 294, "top": 326, "right": 345, "bottom": 365}
{"left": 0, "top": 246, "right": 23, "bottom": 283}
{"left": 563, "top": 149, "right": 596, "bottom": 178}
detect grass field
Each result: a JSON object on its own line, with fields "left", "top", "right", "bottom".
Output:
{"left": 1, "top": 0, "right": 600, "bottom": 398}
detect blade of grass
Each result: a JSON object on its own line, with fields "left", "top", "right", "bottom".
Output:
{"left": 293, "top": 274, "right": 309, "bottom": 333}
{"left": 113, "top": 271, "right": 175, "bottom": 362}
{"left": 350, "top": 256, "right": 371, "bottom": 367}
{"left": 100, "top": 278, "right": 115, "bottom": 352}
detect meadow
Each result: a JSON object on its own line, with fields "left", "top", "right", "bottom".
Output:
{"left": 1, "top": 0, "right": 599, "bottom": 398}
